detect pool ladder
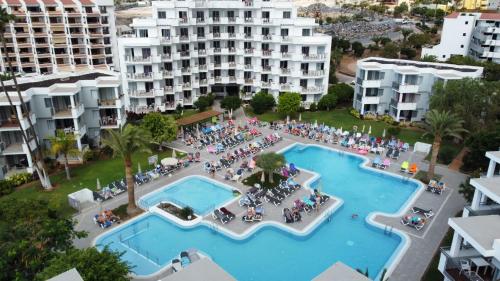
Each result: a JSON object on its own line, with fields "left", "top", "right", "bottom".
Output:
{"left": 210, "top": 222, "right": 219, "bottom": 234}
{"left": 384, "top": 225, "right": 393, "bottom": 236}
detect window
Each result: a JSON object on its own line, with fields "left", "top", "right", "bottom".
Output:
{"left": 302, "top": 29, "right": 310, "bottom": 36}
{"left": 465, "top": 21, "right": 468, "bottom": 24}
{"left": 158, "top": 11, "right": 166, "bottom": 19}
{"left": 283, "top": 11, "right": 291, "bottom": 19}
{"left": 44, "top": 98, "right": 52, "bottom": 108}
{"left": 280, "top": 28, "right": 288, "bottom": 37}
{"left": 460, "top": 44, "right": 464, "bottom": 48}
{"left": 138, "top": 29, "right": 148, "bottom": 38}
{"left": 47, "top": 120, "right": 54, "bottom": 129}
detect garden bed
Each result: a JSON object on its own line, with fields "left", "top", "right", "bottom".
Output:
{"left": 242, "top": 171, "right": 287, "bottom": 189}
{"left": 112, "top": 204, "right": 144, "bottom": 222}
{"left": 158, "top": 202, "right": 197, "bottom": 221}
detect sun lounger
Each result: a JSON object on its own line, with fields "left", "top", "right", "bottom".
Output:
{"left": 400, "top": 161, "right": 409, "bottom": 173}
{"left": 172, "top": 259, "right": 182, "bottom": 272}
{"left": 220, "top": 207, "right": 235, "bottom": 220}
{"left": 283, "top": 208, "right": 294, "bottom": 223}
{"left": 408, "top": 163, "right": 418, "bottom": 175}
{"left": 180, "top": 251, "right": 191, "bottom": 267}
{"left": 401, "top": 214, "right": 426, "bottom": 230}
{"left": 212, "top": 209, "right": 230, "bottom": 224}
{"left": 412, "top": 207, "right": 434, "bottom": 218}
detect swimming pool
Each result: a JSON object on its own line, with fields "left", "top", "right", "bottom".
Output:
{"left": 139, "top": 176, "right": 235, "bottom": 215}
{"left": 95, "top": 144, "right": 421, "bottom": 280}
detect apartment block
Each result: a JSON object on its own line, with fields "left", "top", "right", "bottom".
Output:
{"left": 0, "top": 71, "right": 125, "bottom": 179}
{"left": 117, "top": 0, "right": 331, "bottom": 113}
{"left": 0, "top": 0, "right": 118, "bottom": 75}
{"left": 352, "top": 57, "right": 483, "bottom": 122}
{"left": 438, "top": 151, "right": 500, "bottom": 281}
{"left": 422, "top": 12, "right": 500, "bottom": 63}
{"left": 461, "top": 0, "right": 499, "bottom": 11}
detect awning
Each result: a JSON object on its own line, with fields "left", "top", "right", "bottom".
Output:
{"left": 161, "top": 157, "right": 178, "bottom": 166}
{"left": 176, "top": 110, "right": 222, "bottom": 126}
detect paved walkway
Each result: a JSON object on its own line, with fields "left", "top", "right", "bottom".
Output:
{"left": 449, "top": 147, "right": 469, "bottom": 171}
{"left": 74, "top": 114, "right": 467, "bottom": 281}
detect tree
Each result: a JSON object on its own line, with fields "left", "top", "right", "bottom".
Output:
{"left": 0, "top": 198, "right": 87, "bottom": 280}
{"left": 330, "top": 47, "right": 343, "bottom": 68}
{"left": 49, "top": 130, "right": 80, "bottom": 180}
{"left": 35, "top": 248, "right": 131, "bottom": 281}
{"left": 393, "top": 2, "right": 409, "bottom": 17}
{"left": 193, "top": 96, "right": 209, "bottom": 112}
{"left": 424, "top": 110, "right": 467, "bottom": 181}
{"left": 430, "top": 79, "right": 500, "bottom": 133}
{"left": 462, "top": 131, "right": 500, "bottom": 172}
{"left": 102, "top": 125, "right": 152, "bottom": 215}
{"left": 255, "top": 152, "right": 286, "bottom": 183}
{"left": 381, "top": 42, "right": 400, "bottom": 58}
{"left": 329, "top": 83, "right": 354, "bottom": 104}
{"left": 250, "top": 92, "right": 275, "bottom": 114}
{"left": 371, "top": 36, "right": 383, "bottom": 47}
{"left": 141, "top": 112, "right": 178, "bottom": 145}
{"left": 0, "top": 8, "right": 52, "bottom": 189}
{"left": 318, "top": 93, "right": 338, "bottom": 111}
{"left": 351, "top": 41, "right": 365, "bottom": 57}
{"left": 277, "top": 92, "right": 301, "bottom": 118}
{"left": 380, "top": 37, "right": 392, "bottom": 46}
{"left": 400, "top": 46, "right": 417, "bottom": 59}
{"left": 458, "top": 170, "right": 480, "bottom": 204}
{"left": 220, "top": 95, "right": 242, "bottom": 111}
{"left": 408, "top": 33, "right": 431, "bottom": 48}
{"left": 400, "top": 28, "right": 413, "bottom": 42}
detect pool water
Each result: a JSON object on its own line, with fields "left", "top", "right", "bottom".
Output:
{"left": 139, "top": 176, "right": 235, "bottom": 215}
{"left": 96, "top": 144, "right": 420, "bottom": 280}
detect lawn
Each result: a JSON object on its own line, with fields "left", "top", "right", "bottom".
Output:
{"left": 0, "top": 148, "right": 181, "bottom": 214}
{"left": 245, "top": 108, "right": 428, "bottom": 144}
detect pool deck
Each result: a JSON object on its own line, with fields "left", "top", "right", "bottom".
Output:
{"left": 74, "top": 112, "right": 467, "bottom": 281}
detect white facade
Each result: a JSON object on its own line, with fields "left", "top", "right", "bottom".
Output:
{"left": 117, "top": 0, "right": 331, "bottom": 113}
{"left": 422, "top": 12, "right": 500, "bottom": 64}
{"left": 0, "top": 71, "right": 125, "bottom": 179}
{"left": 438, "top": 151, "right": 500, "bottom": 281}
{"left": 352, "top": 57, "right": 483, "bottom": 122}
{"left": 0, "top": 0, "right": 118, "bottom": 75}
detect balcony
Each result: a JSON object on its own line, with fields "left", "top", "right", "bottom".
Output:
{"left": 0, "top": 112, "right": 36, "bottom": 131}
{"left": 281, "top": 52, "right": 291, "bottom": 59}
{"left": 281, "top": 68, "right": 292, "bottom": 75}
{"left": 303, "top": 53, "right": 326, "bottom": 60}
{"left": 262, "top": 34, "right": 272, "bottom": 41}
{"left": 162, "top": 70, "right": 173, "bottom": 78}
{"left": 244, "top": 48, "right": 254, "bottom": 55}
{"left": 439, "top": 247, "right": 496, "bottom": 281}
{"left": 280, "top": 84, "right": 291, "bottom": 91}
{"left": 242, "top": 92, "right": 253, "bottom": 100}
{"left": 52, "top": 103, "right": 84, "bottom": 119}
{"left": 262, "top": 50, "right": 272, "bottom": 57}
{"left": 362, "top": 79, "right": 382, "bottom": 88}
{"left": 301, "top": 86, "right": 324, "bottom": 94}
{"left": 244, "top": 64, "right": 253, "bottom": 70}
{"left": 100, "top": 116, "right": 119, "bottom": 129}
{"left": 302, "top": 70, "right": 324, "bottom": 77}
{"left": 98, "top": 98, "right": 122, "bottom": 108}
{"left": 128, "top": 89, "right": 164, "bottom": 98}
{"left": 361, "top": 95, "right": 380, "bottom": 105}
{"left": 126, "top": 72, "right": 153, "bottom": 81}
{"left": 392, "top": 82, "right": 419, "bottom": 93}
{"left": 125, "top": 56, "right": 151, "bottom": 63}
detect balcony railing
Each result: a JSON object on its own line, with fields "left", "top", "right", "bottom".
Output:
{"left": 303, "top": 53, "right": 326, "bottom": 60}
{"left": 125, "top": 56, "right": 151, "bottom": 63}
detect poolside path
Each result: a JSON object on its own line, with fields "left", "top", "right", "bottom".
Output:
{"left": 74, "top": 114, "right": 467, "bottom": 281}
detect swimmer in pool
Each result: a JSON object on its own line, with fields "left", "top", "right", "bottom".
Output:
{"left": 352, "top": 214, "right": 358, "bottom": 219}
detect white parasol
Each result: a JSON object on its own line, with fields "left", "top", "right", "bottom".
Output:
{"left": 138, "top": 163, "right": 142, "bottom": 173}
{"left": 382, "top": 128, "right": 386, "bottom": 138}
{"left": 161, "top": 157, "right": 178, "bottom": 166}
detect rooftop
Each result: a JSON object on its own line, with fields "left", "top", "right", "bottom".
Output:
{"left": 449, "top": 215, "right": 500, "bottom": 256}
{"left": 46, "top": 268, "right": 84, "bottom": 281}
{"left": 471, "top": 177, "right": 500, "bottom": 203}
{"left": 360, "top": 57, "right": 483, "bottom": 73}
{"left": 486, "top": 151, "right": 500, "bottom": 164}
{"left": 176, "top": 110, "right": 223, "bottom": 126}
{"left": 313, "top": 262, "right": 372, "bottom": 281}
{"left": 3, "top": 73, "right": 113, "bottom": 92}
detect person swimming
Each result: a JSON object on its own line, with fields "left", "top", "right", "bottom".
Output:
{"left": 352, "top": 213, "right": 358, "bottom": 219}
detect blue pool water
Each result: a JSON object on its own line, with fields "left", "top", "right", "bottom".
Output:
{"left": 96, "top": 144, "right": 420, "bottom": 280}
{"left": 139, "top": 176, "right": 234, "bottom": 215}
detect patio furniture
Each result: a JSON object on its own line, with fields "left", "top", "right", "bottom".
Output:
{"left": 459, "top": 259, "right": 472, "bottom": 276}
{"left": 470, "top": 257, "right": 490, "bottom": 275}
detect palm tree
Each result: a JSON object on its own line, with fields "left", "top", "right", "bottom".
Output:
{"left": 102, "top": 124, "right": 152, "bottom": 215}
{"left": 371, "top": 36, "right": 382, "bottom": 47}
{"left": 401, "top": 28, "right": 413, "bottom": 43}
{"left": 49, "top": 130, "right": 80, "bottom": 180}
{"left": 424, "top": 110, "right": 467, "bottom": 181}
{"left": 0, "top": 8, "right": 52, "bottom": 189}
{"left": 255, "top": 152, "right": 285, "bottom": 184}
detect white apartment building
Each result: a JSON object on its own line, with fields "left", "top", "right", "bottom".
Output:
{"left": 117, "top": 0, "right": 331, "bottom": 113}
{"left": 0, "top": 0, "right": 118, "bottom": 75}
{"left": 0, "top": 71, "right": 125, "bottom": 179}
{"left": 352, "top": 57, "right": 483, "bottom": 122}
{"left": 438, "top": 151, "right": 500, "bottom": 281}
{"left": 422, "top": 12, "right": 500, "bottom": 64}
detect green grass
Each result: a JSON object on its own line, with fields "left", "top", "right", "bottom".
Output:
{"left": 0, "top": 148, "right": 182, "bottom": 214}
{"left": 245, "top": 108, "right": 428, "bottom": 144}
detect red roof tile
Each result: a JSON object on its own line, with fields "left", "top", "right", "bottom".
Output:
{"left": 80, "top": 0, "right": 94, "bottom": 5}
{"left": 479, "top": 13, "right": 500, "bottom": 20}
{"left": 59, "top": 0, "right": 75, "bottom": 5}
{"left": 41, "top": 0, "right": 57, "bottom": 5}
{"left": 23, "top": 0, "right": 39, "bottom": 5}
{"left": 4, "top": 0, "right": 21, "bottom": 5}
{"left": 445, "top": 12, "right": 459, "bottom": 19}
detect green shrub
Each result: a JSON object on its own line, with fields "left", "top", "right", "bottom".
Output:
{"left": 83, "top": 150, "right": 94, "bottom": 162}
{"left": 250, "top": 92, "right": 275, "bottom": 114}
{"left": 0, "top": 180, "right": 15, "bottom": 196}
{"left": 309, "top": 103, "right": 317, "bottom": 112}
{"left": 349, "top": 108, "right": 361, "bottom": 119}
{"left": 179, "top": 207, "right": 194, "bottom": 219}
{"left": 387, "top": 126, "right": 401, "bottom": 136}
{"left": 7, "top": 172, "right": 32, "bottom": 187}
{"left": 438, "top": 146, "right": 457, "bottom": 165}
